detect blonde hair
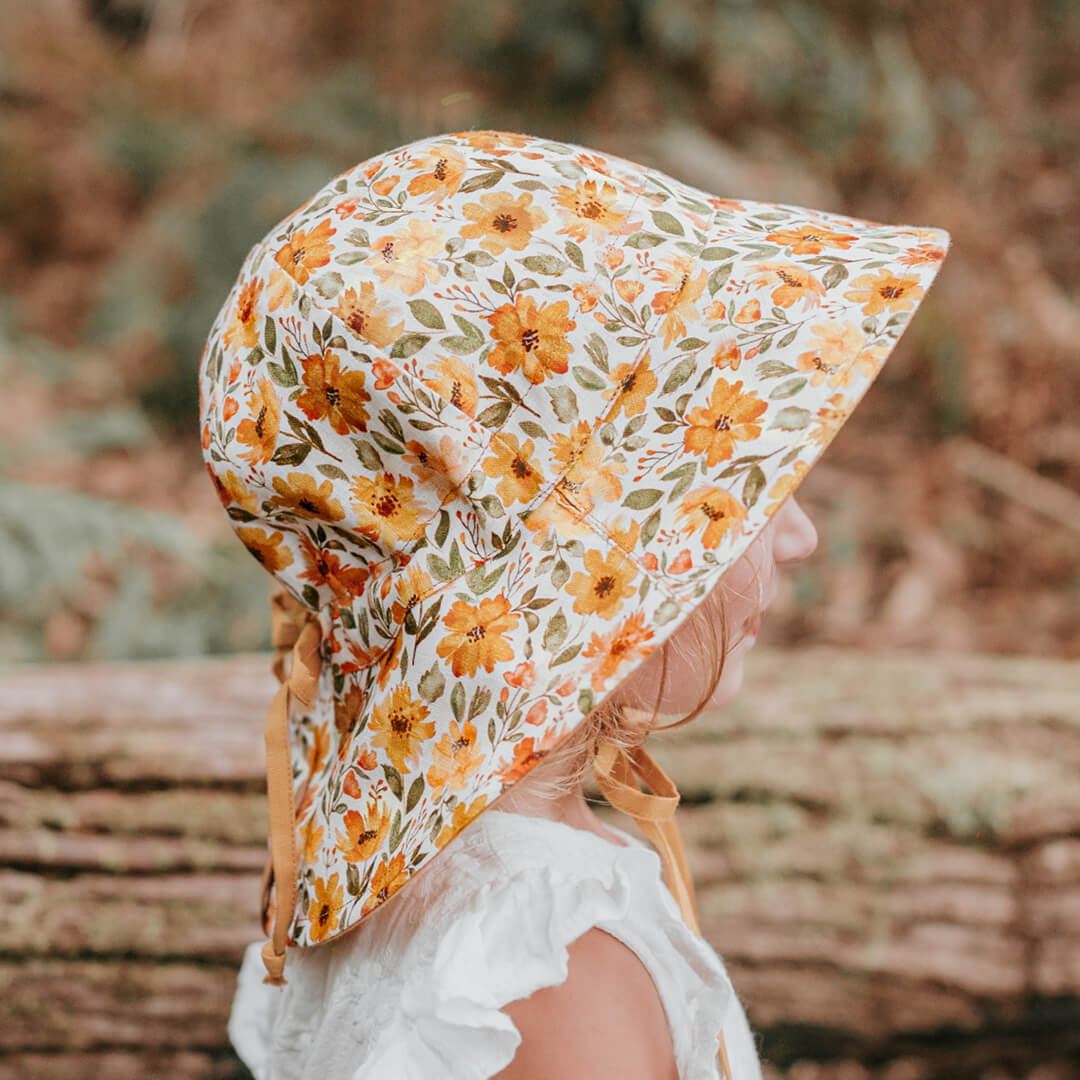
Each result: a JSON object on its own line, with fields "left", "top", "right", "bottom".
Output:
{"left": 516, "top": 577, "right": 748, "bottom": 804}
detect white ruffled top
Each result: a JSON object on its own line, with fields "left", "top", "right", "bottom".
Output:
{"left": 227, "top": 808, "right": 764, "bottom": 1080}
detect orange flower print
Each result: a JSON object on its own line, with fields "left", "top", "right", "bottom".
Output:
{"left": 765, "top": 461, "right": 809, "bottom": 517}
{"left": 372, "top": 356, "right": 402, "bottom": 391}
{"left": 266, "top": 267, "right": 293, "bottom": 311}
{"left": 298, "top": 535, "right": 369, "bottom": 601}
{"left": 554, "top": 424, "right": 625, "bottom": 505}
{"left": 207, "top": 464, "right": 258, "bottom": 514}
{"left": 223, "top": 396, "right": 239, "bottom": 421}
{"left": 452, "top": 130, "right": 533, "bottom": 154}
{"left": 798, "top": 322, "right": 884, "bottom": 389}
{"left": 390, "top": 562, "right": 434, "bottom": 624}
{"left": 236, "top": 525, "right": 294, "bottom": 573}
{"left": 361, "top": 853, "right": 409, "bottom": 917}
{"left": 486, "top": 294, "right": 575, "bottom": 385}
{"left": 615, "top": 278, "right": 644, "bottom": 305}
{"left": 297, "top": 350, "right": 371, "bottom": 434}
{"left": 650, "top": 256, "right": 708, "bottom": 347}
{"left": 307, "top": 872, "right": 344, "bottom": 942}
{"left": 810, "top": 393, "right": 851, "bottom": 447}
{"left": 434, "top": 794, "right": 489, "bottom": 849}
{"left": 566, "top": 546, "right": 637, "bottom": 619}
{"left": 365, "top": 219, "right": 446, "bottom": 295}
{"left": 334, "top": 683, "right": 366, "bottom": 738}
{"left": 350, "top": 472, "right": 425, "bottom": 546}
{"left": 300, "top": 813, "right": 324, "bottom": 865}
{"left": 582, "top": 611, "right": 655, "bottom": 692}
{"left": 271, "top": 472, "right": 346, "bottom": 521}
{"left": 422, "top": 354, "right": 478, "bottom": 417}
{"left": 552, "top": 179, "right": 635, "bottom": 243}
{"left": 498, "top": 736, "right": 546, "bottom": 784}
{"left": 405, "top": 145, "right": 466, "bottom": 201}
{"left": 521, "top": 483, "right": 593, "bottom": 541}
{"left": 844, "top": 270, "right": 924, "bottom": 316}
{"left": 371, "top": 175, "right": 398, "bottom": 196}
{"left": 754, "top": 263, "right": 826, "bottom": 311}
{"left": 573, "top": 281, "right": 602, "bottom": 313}
{"left": 711, "top": 340, "right": 741, "bottom": 371}
{"left": 331, "top": 282, "right": 405, "bottom": 349}
{"left": 306, "top": 722, "right": 331, "bottom": 784}
{"left": 460, "top": 190, "right": 548, "bottom": 255}
{"left": 765, "top": 224, "right": 857, "bottom": 254}
{"left": 504, "top": 660, "right": 534, "bottom": 689}
{"left": 481, "top": 433, "right": 543, "bottom": 506}
{"left": 367, "top": 683, "right": 435, "bottom": 774}
{"left": 602, "top": 358, "right": 658, "bottom": 419}
{"left": 675, "top": 486, "right": 748, "bottom": 549}
{"left": 222, "top": 276, "right": 263, "bottom": 352}
{"left": 236, "top": 376, "right": 280, "bottom": 464}
{"left": 426, "top": 717, "right": 484, "bottom": 796}
{"left": 524, "top": 699, "right": 548, "bottom": 726}
{"left": 683, "top": 378, "right": 767, "bottom": 466}
{"left": 436, "top": 594, "right": 520, "bottom": 677}
{"left": 733, "top": 299, "right": 761, "bottom": 324}
{"left": 274, "top": 218, "right": 336, "bottom": 286}
{"left": 899, "top": 243, "right": 947, "bottom": 267}
{"left": 335, "top": 797, "right": 392, "bottom": 862}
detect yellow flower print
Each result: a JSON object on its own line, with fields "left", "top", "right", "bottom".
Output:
{"left": 422, "top": 354, "right": 478, "bottom": 417}
{"left": 331, "top": 283, "right": 405, "bottom": 349}
{"left": 366, "top": 219, "right": 446, "bottom": 295}
{"left": 552, "top": 178, "right": 635, "bottom": 243}
{"left": 222, "top": 276, "right": 263, "bottom": 352}
{"left": 565, "top": 546, "right": 637, "bottom": 619}
{"left": 675, "top": 486, "right": 748, "bottom": 549}
{"left": 682, "top": 378, "right": 767, "bottom": 467}
{"left": 765, "top": 224, "right": 857, "bottom": 254}
{"left": 765, "top": 461, "right": 809, "bottom": 517}
{"left": 236, "top": 525, "right": 294, "bottom": 573}
{"left": 350, "top": 472, "right": 425, "bottom": 546}
{"left": 236, "top": 376, "right": 280, "bottom": 464}
{"left": 460, "top": 190, "right": 549, "bottom": 255}
{"left": 335, "top": 796, "right": 392, "bottom": 862}
{"left": 208, "top": 465, "right": 258, "bottom": 514}
{"left": 367, "top": 683, "right": 435, "bottom": 774}
{"left": 297, "top": 349, "right": 371, "bottom": 434}
{"left": 481, "top": 433, "right": 543, "bottom": 506}
{"left": 435, "top": 794, "right": 489, "bottom": 849}
{"left": 274, "top": 218, "right": 336, "bottom": 286}
{"left": 650, "top": 256, "right": 708, "bottom": 347}
{"left": 844, "top": 269, "right": 925, "bottom": 316}
{"left": 602, "top": 358, "right": 658, "bottom": 419}
{"left": 436, "top": 594, "right": 520, "bottom": 677}
{"left": 582, "top": 611, "right": 655, "bottom": 692}
{"left": 486, "top": 294, "right": 575, "bottom": 385}
{"left": 425, "top": 718, "right": 484, "bottom": 796}
{"left": 361, "top": 853, "right": 409, "bottom": 916}
{"left": 307, "top": 872, "right": 344, "bottom": 942}
{"left": 271, "top": 472, "right": 346, "bottom": 521}
{"left": 405, "top": 145, "right": 466, "bottom": 201}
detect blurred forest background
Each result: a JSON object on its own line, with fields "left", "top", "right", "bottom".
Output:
{"left": 1, "top": 0, "right": 1078, "bottom": 666}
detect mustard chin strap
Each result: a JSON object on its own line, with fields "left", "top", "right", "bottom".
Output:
{"left": 260, "top": 589, "right": 323, "bottom": 987}
{"left": 593, "top": 737, "right": 734, "bottom": 1078}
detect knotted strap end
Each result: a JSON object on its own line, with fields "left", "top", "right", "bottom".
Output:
{"left": 261, "top": 939, "right": 288, "bottom": 987}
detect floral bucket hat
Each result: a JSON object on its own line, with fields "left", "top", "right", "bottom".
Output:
{"left": 198, "top": 131, "right": 949, "bottom": 1010}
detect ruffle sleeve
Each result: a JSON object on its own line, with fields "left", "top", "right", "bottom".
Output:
{"left": 353, "top": 854, "right": 637, "bottom": 1080}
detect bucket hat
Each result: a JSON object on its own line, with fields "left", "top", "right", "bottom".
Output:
{"left": 198, "top": 132, "right": 949, "bottom": 1023}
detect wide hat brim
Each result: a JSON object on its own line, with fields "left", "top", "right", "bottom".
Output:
{"left": 198, "top": 129, "right": 949, "bottom": 952}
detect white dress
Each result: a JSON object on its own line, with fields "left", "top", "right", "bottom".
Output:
{"left": 227, "top": 808, "right": 764, "bottom": 1080}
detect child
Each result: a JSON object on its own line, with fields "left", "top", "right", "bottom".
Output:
{"left": 199, "top": 129, "right": 949, "bottom": 1079}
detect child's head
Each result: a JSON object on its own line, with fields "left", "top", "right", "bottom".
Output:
{"left": 199, "top": 129, "right": 949, "bottom": 961}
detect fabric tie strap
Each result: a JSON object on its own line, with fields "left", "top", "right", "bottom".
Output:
{"left": 260, "top": 589, "right": 323, "bottom": 987}
{"left": 592, "top": 737, "right": 733, "bottom": 1080}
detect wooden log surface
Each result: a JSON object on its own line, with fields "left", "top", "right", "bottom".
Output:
{"left": 1, "top": 647, "right": 1078, "bottom": 1079}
